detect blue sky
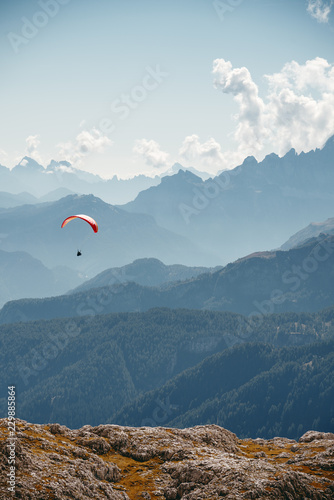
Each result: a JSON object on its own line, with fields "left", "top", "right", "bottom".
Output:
{"left": 1, "top": 0, "right": 334, "bottom": 178}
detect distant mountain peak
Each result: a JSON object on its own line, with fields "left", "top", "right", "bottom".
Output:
{"left": 14, "top": 156, "right": 44, "bottom": 171}
{"left": 62, "top": 193, "right": 102, "bottom": 202}
{"left": 263, "top": 152, "right": 279, "bottom": 161}
{"left": 283, "top": 148, "right": 297, "bottom": 159}
{"left": 172, "top": 162, "right": 183, "bottom": 170}
{"left": 281, "top": 216, "right": 334, "bottom": 250}
{"left": 161, "top": 169, "right": 202, "bottom": 184}
{"left": 241, "top": 155, "right": 258, "bottom": 166}
{"left": 161, "top": 162, "right": 212, "bottom": 180}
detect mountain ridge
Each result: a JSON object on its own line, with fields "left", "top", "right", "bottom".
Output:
{"left": 281, "top": 217, "right": 334, "bottom": 250}
{"left": 1, "top": 234, "right": 333, "bottom": 324}
{"left": 0, "top": 194, "right": 211, "bottom": 281}
{"left": 0, "top": 157, "right": 161, "bottom": 204}
{"left": 0, "top": 306, "right": 333, "bottom": 431}
{"left": 0, "top": 249, "right": 83, "bottom": 308}
{"left": 69, "top": 257, "right": 218, "bottom": 294}
{"left": 123, "top": 136, "right": 334, "bottom": 263}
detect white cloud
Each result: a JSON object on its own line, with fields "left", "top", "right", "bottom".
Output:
{"left": 133, "top": 139, "right": 169, "bottom": 169}
{"left": 24, "top": 134, "right": 44, "bottom": 163}
{"left": 179, "top": 135, "right": 223, "bottom": 162}
{"left": 57, "top": 128, "right": 112, "bottom": 165}
{"left": 212, "top": 57, "right": 334, "bottom": 160}
{"left": 307, "top": 0, "right": 333, "bottom": 23}
{"left": 54, "top": 164, "right": 76, "bottom": 174}
{"left": 179, "top": 134, "right": 243, "bottom": 172}
{"left": 213, "top": 59, "right": 267, "bottom": 157}
{"left": 0, "top": 148, "right": 8, "bottom": 165}
{"left": 26, "top": 135, "right": 40, "bottom": 154}
{"left": 266, "top": 57, "right": 333, "bottom": 93}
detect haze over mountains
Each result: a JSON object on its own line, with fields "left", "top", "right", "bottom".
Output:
{"left": 0, "top": 194, "right": 210, "bottom": 279}
{"left": 70, "top": 257, "right": 216, "bottom": 294}
{"left": 123, "top": 136, "right": 334, "bottom": 263}
{"left": 0, "top": 249, "right": 82, "bottom": 308}
{"left": 1, "top": 234, "right": 333, "bottom": 324}
{"left": 281, "top": 217, "right": 334, "bottom": 250}
{"left": 0, "top": 157, "right": 160, "bottom": 205}
{"left": 0, "top": 138, "right": 334, "bottom": 476}
{"left": 2, "top": 0, "right": 334, "bottom": 495}
{"left": 0, "top": 138, "right": 334, "bottom": 308}
{"left": 0, "top": 157, "right": 210, "bottom": 206}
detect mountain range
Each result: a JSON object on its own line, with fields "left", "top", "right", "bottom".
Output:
{"left": 0, "top": 157, "right": 211, "bottom": 207}
{"left": 0, "top": 249, "right": 82, "bottom": 308}
{"left": 0, "top": 190, "right": 333, "bottom": 311}
{"left": 1, "top": 136, "right": 334, "bottom": 485}
{"left": 0, "top": 157, "right": 160, "bottom": 204}
{"left": 114, "top": 338, "right": 334, "bottom": 439}
{"left": 1, "top": 137, "right": 333, "bottom": 285}
{"left": 123, "top": 136, "right": 334, "bottom": 264}
{"left": 281, "top": 217, "right": 334, "bottom": 250}
{"left": 0, "top": 306, "right": 333, "bottom": 435}
{"left": 69, "top": 257, "right": 217, "bottom": 294}
{"left": 1, "top": 233, "right": 333, "bottom": 324}
{"left": 0, "top": 193, "right": 210, "bottom": 280}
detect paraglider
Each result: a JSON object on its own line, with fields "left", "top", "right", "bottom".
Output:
{"left": 61, "top": 214, "right": 98, "bottom": 233}
{"left": 61, "top": 214, "right": 98, "bottom": 256}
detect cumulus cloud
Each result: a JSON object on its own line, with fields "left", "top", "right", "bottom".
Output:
{"left": 212, "top": 57, "right": 334, "bottom": 159}
{"left": 266, "top": 57, "right": 333, "bottom": 93}
{"left": 179, "top": 135, "right": 223, "bottom": 162}
{"left": 179, "top": 134, "right": 243, "bottom": 171}
{"left": 307, "top": 0, "right": 333, "bottom": 23}
{"left": 52, "top": 164, "right": 76, "bottom": 174}
{"left": 213, "top": 59, "right": 266, "bottom": 157}
{"left": 26, "top": 135, "right": 40, "bottom": 154}
{"left": 25, "top": 134, "right": 43, "bottom": 163}
{"left": 133, "top": 139, "right": 169, "bottom": 169}
{"left": 57, "top": 128, "right": 112, "bottom": 165}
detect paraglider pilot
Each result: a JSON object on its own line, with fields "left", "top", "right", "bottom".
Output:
{"left": 61, "top": 215, "right": 98, "bottom": 258}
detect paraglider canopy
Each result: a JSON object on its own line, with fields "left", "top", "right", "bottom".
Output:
{"left": 61, "top": 214, "right": 98, "bottom": 233}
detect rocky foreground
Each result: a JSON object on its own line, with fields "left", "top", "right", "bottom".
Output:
{"left": 0, "top": 419, "right": 334, "bottom": 499}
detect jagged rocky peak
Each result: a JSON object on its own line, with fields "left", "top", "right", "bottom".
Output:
{"left": 13, "top": 156, "right": 44, "bottom": 171}
{"left": 1, "top": 419, "right": 333, "bottom": 499}
{"left": 241, "top": 155, "right": 258, "bottom": 166}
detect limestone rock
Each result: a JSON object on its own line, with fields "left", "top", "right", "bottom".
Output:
{"left": 0, "top": 419, "right": 333, "bottom": 499}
